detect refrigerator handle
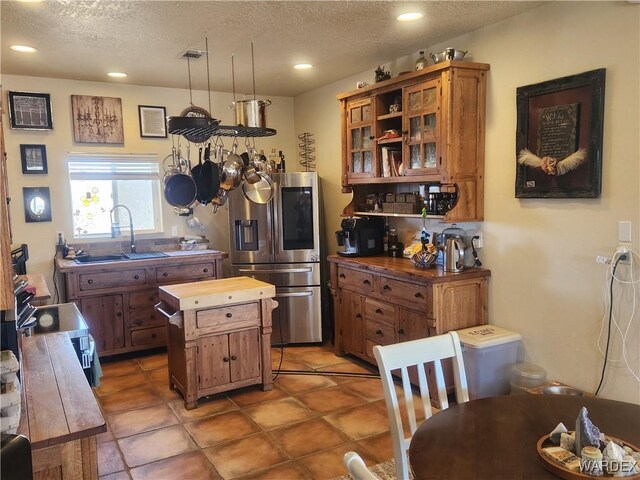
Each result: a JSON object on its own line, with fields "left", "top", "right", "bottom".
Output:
{"left": 271, "top": 179, "right": 281, "bottom": 260}
{"left": 265, "top": 193, "right": 275, "bottom": 257}
{"left": 275, "top": 291, "right": 314, "bottom": 298}
{"left": 237, "top": 267, "right": 312, "bottom": 274}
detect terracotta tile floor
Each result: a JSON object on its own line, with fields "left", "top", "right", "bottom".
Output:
{"left": 94, "top": 345, "right": 413, "bottom": 480}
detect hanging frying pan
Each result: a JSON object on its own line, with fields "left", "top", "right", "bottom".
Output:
{"left": 242, "top": 172, "right": 274, "bottom": 204}
{"left": 164, "top": 147, "right": 197, "bottom": 208}
{"left": 193, "top": 145, "right": 210, "bottom": 204}
{"left": 200, "top": 144, "right": 221, "bottom": 204}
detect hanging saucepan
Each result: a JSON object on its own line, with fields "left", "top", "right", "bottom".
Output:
{"left": 219, "top": 141, "right": 244, "bottom": 191}
{"left": 231, "top": 99, "right": 271, "bottom": 128}
{"left": 164, "top": 147, "right": 197, "bottom": 208}
{"left": 242, "top": 172, "right": 274, "bottom": 204}
{"left": 211, "top": 188, "right": 228, "bottom": 213}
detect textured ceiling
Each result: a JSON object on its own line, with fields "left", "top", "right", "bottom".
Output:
{"left": 1, "top": 1, "right": 546, "bottom": 97}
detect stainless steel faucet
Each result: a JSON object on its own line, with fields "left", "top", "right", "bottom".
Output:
{"left": 109, "top": 204, "right": 136, "bottom": 253}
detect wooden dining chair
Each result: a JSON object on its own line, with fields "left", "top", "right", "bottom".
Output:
{"left": 373, "top": 331, "right": 469, "bottom": 480}
{"left": 343, "top": 451, "right": 381, "bottom": 480}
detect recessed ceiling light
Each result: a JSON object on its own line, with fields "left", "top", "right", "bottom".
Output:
{"left": 294, "top": 63, "right": 313, "bottom": 70}
{"left": 397, "top": 12, "right": 423, "bottom": 22}
{"left": 108, "top": 72, "right": 127, "bottom": 78}
{"left": 10, "top": 45, "right": 37, "bottom": 53}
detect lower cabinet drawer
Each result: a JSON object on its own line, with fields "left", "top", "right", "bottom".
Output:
{"left": 157, "top": 263, "right": 214, "bottom": 283}
{"left": 79, "top": 269, "right": 146, "bottom": 290}
{"left": 365, "top": 319, "right": 396, "bottom": 346}
{"left": 364, "top": 298, "right": 396, "bottom": 326}
{"left": 129, "top": 290, "right": 159, "bottom": 308}
{"left": 196, "top": 302, "right": 260, "bottom": 330}
{"left": 365, "top": 340, "right": 381, "bottom": 361}
{"left": 131, "top": 326, "right": 166, "bottom": 347}
{"left": 337, "top": 267, "right": 374, "bottom": 295}
{"left": 379, "top": 275, "right": 430, "bottom": 312}
{"left": 129, "top": 307, "right": 164, "bottom": 328}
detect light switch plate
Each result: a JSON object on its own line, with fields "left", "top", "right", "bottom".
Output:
{"left": 618, "top": 221, "right": 632, "bottom": 243}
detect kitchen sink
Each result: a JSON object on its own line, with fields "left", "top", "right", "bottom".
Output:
{"left": 74, "top": 254, "right": 129, "bottom": 264}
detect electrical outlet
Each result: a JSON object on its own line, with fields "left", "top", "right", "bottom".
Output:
{"left": 171, "top": 225, "right": 178, "bottom": 237}
{"left": 473, "top": 232, "right": 483, "bottom": 248}
{"left": 615, "top": 246, "right": 630, "bottom": 264}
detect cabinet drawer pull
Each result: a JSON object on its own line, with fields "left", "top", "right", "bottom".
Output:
{"left": 398, "top": 328, "right": 405, "bottom": 334}
{"left": 339, "top": 273, "right": 346, "bottom": 279}
{"left": 414, "top": 292, "right": 423, "bottom": 298}
{"left": 134, "top": 275, "right": 139, "bottom": 280}
{"left": 223, "top": 357, "right": 229, "bottom": 362}
{"left": 162, "top": 272, "right": 168, "bottom": 277}
{"left": 355, "top": 313, "right": 362, "bottom": 319}
{"left": 382, "top": 285, "right": 391, "bottom": 291}
{"left": 87, "top": 279, "right": 94, "bottom": 284}
{"left": 231, "top": 355, "right": 237, "bottom": 361}
{"left": 149, "top": 296, "right": 155, "bottom": 301}
{"left": 375, "top": 329, "right": 383, "bottom": 336}
{"left": 226, "top": 312, "right": 233, "bottom": 318}
{"left": 363, "top": 279, "right": 371, "bottom": 285}
{"left": 375, "top": 308, "right": 383, "bottom": 314}
{"left": 151, "top": 333, "right": 157, "bottom": 339}
{"left": 116, "top": 312, "right": 122, "bottom": 317}
{"left": 203, "top": 268, "right": 208, "bottom": 273}
{"left": 149, "top": 314, "right": 154, "bottom": 319}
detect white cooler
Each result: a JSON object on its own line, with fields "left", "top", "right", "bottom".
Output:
{"left": 456, "top": 325, "right": 522, "bottom": 400}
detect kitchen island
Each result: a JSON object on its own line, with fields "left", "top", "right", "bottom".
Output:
{"left": 57, "top": 250, "right": 227, "bottom": 357}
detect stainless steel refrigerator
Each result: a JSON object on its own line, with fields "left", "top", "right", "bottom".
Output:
{"left": 228, "top": 172, "right": 323, "bottom": 344}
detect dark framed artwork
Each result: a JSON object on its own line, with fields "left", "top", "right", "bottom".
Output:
{"left": 515, "top": 68, "right": 605, "bottom": 198}
{"left": 20, "top": 144, "right": 48, "bottom": 174}
{"left": 23, "top": 187, "right": 52, "bottom": 222}
{"left": 7, "top": 91, "right": 53, "bottom": 130}
{"left": 71, "top": 95, "right": 124, "bottom": 144}
{"left": 138, "top": 105, "right": 167, "bottom": 138}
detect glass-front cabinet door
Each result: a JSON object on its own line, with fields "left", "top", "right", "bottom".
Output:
{"left": 346, "top": 98, "right": 376, "bottom": 178}
{"left": 402, "top": 79, "right": 442, "bottom": 177}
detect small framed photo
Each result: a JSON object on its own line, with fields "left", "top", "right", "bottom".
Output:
{"left": 23, "top": 187, "right": 52, "bottom": 223}
{"left": 20, "top": 145, "right": 48, "bottom": 174}
{"left": 8, "top": 91, "right": 53, "bottom": 130}
{"left": 138, "top": 105, "right": 167, "bottom": 138}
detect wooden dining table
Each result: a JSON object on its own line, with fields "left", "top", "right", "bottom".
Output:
{"left": 408, "top": 393, "right": 640, "bottom": 479}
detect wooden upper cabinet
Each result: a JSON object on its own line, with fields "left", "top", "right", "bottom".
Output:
{"left": 403, "top": 78, "right": 442, "bottom": 177}
{"left": 345, "top": 97, "right": 376, "bottom": 179}
{"left": 337, "top": 61, "right": 489, "bottom": 222}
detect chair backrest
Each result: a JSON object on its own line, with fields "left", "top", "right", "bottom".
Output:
{"left": 343, "top": 451, "right": 381, "bottom": 480}
{"left": 373, "top": 331, "right": 469, "bottom": 480}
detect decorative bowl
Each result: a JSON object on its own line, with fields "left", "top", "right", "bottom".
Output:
{"left": 430, "top": 48, "right": 468, "bottom": 64}
{"left": 412, "top": 250, "right": 437, "bottom": 268}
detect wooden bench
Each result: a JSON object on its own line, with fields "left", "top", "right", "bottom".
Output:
{"left": 18, "top": 332, "right": 106, "bottom": 479}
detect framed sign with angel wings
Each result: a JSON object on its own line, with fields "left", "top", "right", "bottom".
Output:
{"left": 515, "top": 69, "right": 605, "bottom": 198}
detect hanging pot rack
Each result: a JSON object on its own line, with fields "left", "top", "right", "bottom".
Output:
{"left": 167, "top": 39, "right": 276, "bottom": 141}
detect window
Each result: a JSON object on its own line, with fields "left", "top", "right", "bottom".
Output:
{"left": 68, "top": 153, "right": 163, "bottom": 239}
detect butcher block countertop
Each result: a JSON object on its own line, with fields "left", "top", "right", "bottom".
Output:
{"left": 159, "top": 276, "right": 276, "bottom": 311}
{"left": 327, "top": 254, "right": 491, "bottom": 284}
{"left": 56, "top": 249, "right": 227, "bottom": 272}
{"left": 18, "top": 333, "right": 106, "bottom": 449}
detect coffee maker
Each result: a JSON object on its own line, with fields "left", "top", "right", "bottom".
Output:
{"left": 336, "top": 216, "right": 384, "bottom": 257}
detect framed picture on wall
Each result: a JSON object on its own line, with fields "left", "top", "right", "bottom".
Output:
{"left": 8, "top": 91, "right": 53, "bottom": 130}
{"left": 138, "top": 105, "right": 167, "bottom": 138}
{"left": 71, "top": 95, "right": 124, "bottom": 144}
{"left": 20, "top": 144, "right": 48, "bottom": 174}
{"left": 23, "top": 187, "right": 52, "bottom": 222}
{"left": 515, "top": 68, "right": 605, "bottom": 198}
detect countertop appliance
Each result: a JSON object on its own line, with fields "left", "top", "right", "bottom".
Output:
{"left": 228, "top": 172, "right": 323, "bottom": 345}
{"left": 30, "top": 303, "right": 96, "bottom": 385}
{"left": 336, "top": 216, "right": 384, "bottom": 257}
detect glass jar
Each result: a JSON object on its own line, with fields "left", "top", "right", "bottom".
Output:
{"left": 388, "top": 228, "right": 399, "bottom": 246}
{"left": 415, "top": 51, "right": 427, "bottom": 71}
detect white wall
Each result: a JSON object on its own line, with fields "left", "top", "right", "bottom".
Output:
{"left": 2, "top": 75, "right": 296, "bottom": 281}
{"left": 294, "top": 1, "right": 640, "bottom": 403}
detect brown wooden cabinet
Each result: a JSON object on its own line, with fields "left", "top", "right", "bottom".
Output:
{"left": 157, "top": 277, "right": 276, "bottom": 410}
{"left": 57, "top": 252, "right": 226, "bottom": 357}
{"left": 337, "top": 60, "right": 489, "bottom": 222}
{"left": 329, "top": 255, "right": 490, "bottom": 391}
{"left": 0, "top": 89, "right": 14, "bottom": 310}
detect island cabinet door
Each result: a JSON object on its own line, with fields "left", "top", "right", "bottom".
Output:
{"left": 229, "top": 328, "right": 261, "bottom": 383}
{"left": 79, "top": 294, "right": 125, "bottom": 354}
{"left": 197, "top": 334, "right": 231, "bottom": 389}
